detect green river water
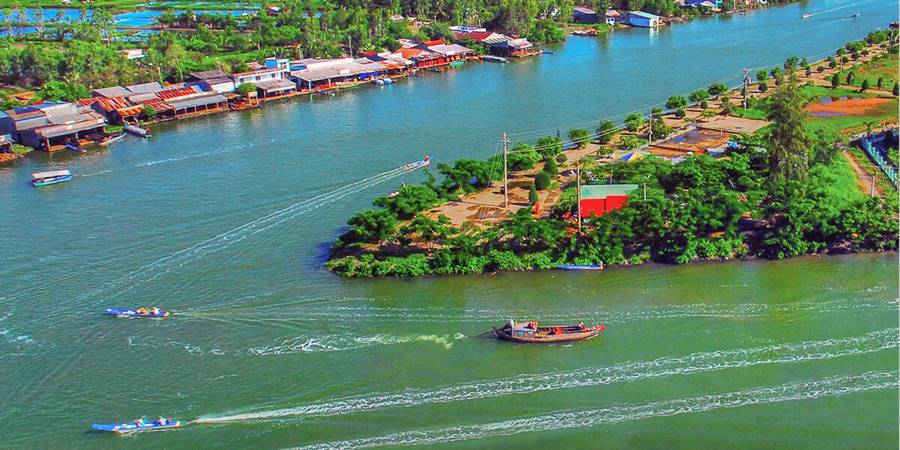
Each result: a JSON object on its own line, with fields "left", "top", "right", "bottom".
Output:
{"left": 1, "top": 0, "right": 898, "bottom": 447}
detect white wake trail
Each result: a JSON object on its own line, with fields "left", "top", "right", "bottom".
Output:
{"left": 196, "top": 328, "right": 897, "bottom": 424}
{"left": 79, "top": 167, "right": 404, "bottom": 302}
{"left": 293, "top": 371, "right": 898, "bottom": 449}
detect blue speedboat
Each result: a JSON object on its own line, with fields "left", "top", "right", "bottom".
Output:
{"left": 32, "top": 170, "right": 73, "bottom": 187}
{"left": 105, "top": 307, "right": 170, "bottom": 318}
{"left": 92, "top": 418, "right": 180, "bottom": 435}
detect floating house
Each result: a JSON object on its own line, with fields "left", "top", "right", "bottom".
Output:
{"left": 0, "top": 102, "right": 105, "bottom": 151}
{"left": 573, "top": 6, "right": 599, "bottom": 23}
{"left": 92, "top": 81, "right": 164, "bottom": 99}
{"left": 626, "top": 11, "right": 661, "bottom": 27}
{"left": 493, "top": 38, "right": 536, "bottom": 57}
{"left": 291, "top": 58, "right": 393, "bottom": 91}
{"left": 579, "top": 184, "right": 639, "bottom": 217}
{"left": 78, "top": 96, "right": 144, "bottom": 125}
{"left": 231, "top": 59, "right": 291, "bottom": 88}
{"left": 682, "top": 0, "right": 722, "bottom": 9}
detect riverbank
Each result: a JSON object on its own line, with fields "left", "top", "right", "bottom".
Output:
{"left": 326, "top": 30, "right": 899, "bottom": 278}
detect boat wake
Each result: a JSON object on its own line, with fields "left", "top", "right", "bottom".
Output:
{"left": 221, "top": 298, "right": 899, "bottom": 324}
{"left": 290, "top": 371, "right": 898, "bottom": 449}
{"left": 78, "top": 167, "right": 406, "bottom": 303}
{"left": 195, "top": 328, "right": 897, "bottom": 424}
{"left": 800, "top": 0, "right": 876, "bottom": 18}
{"left": 246, "top": 332, "right": 466, "bottom": 356}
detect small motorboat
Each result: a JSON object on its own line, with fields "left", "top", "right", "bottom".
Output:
{"left": 92, "top": 418, "right": 180, "bottom": 435}
{"left": 66, "top": 143, "right": 86, "bottom": 153}
{"left": 372, "top": 78, "right": 394, "bottom": 86}
{"left": 125, "top": 124, "right": 151, "bottom": 138}
{"left": 98, "top": 133, "right": 127, "bottom": 146}
{"left": 850, "top": 13, "right": 860, "bottom": 18}
{"left": 493, "top": 320, "right": 605, "bottom": 344}
{"left": 556, "top": 264, "right": 604, "bottom": 271}
{"left": 32, "top": 170, "right": 73, "bottom": 187}
{"left": 401, "top": 155, "right": 431, "bottom": 172}
{"left": 482, "top": 55, "right": 508, "bottom": 63}
{"left": 801, "top": 13, "right": 812, "bottom": 19}
{"left": 105, "top": 307, "right": 170, "bottom": 318}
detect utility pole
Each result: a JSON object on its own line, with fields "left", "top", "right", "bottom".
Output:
{"left": 648, "top": 110, "right": 653, "bottom": 144}
{"left": 348, "top": 36, "right": 352, "bottom": 57}
{"left": 741, "top": 68, "right": 751, "bottom": 108}
{"left": 502, "top": 133, "right": 509, "bottom": 209}
{"left": 576, "top": 160, "right": 582, "bottom": 234}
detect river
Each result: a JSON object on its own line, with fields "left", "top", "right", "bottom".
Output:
{"left": 1, "top": 0, "right": 898, "bottom": 447}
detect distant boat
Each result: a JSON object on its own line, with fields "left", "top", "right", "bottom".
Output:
{"left": 32, "top": 169, "right": 72, "bottom": 187}
{"left": 850, "top": 13, "right": 860, "bottom": 18}
{"left": 104, "top": 307, "right": 170, "bottom": 318}
{"left": 372, "top": 78, "right": 394, "bottom": 86}
{"left": 492, "top": 320, "right": 605, "bottom": 344}
{"left": 98, "top": 133, "right": 127, "bottom": 146}
{"left": 401, "top": 155, "right": 431, "bottom": 172}
{"left": 801, "top": 13, "right": 812, "bottom": 19}
{"left": 542, "top": 50, "right": 555, "bottom": 55}
{"left": 482, "top": 55, "right": 508, "bottom": 63}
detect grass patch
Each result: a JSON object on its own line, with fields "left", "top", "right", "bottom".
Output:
{"left": 836, "top": 57, "right": 899, "bottom": 89}
{"left": 799, "top": 85, "right": 866, "bottom": 100}
{"left": 846, "top": 145, "right": 899, "bottom": 205}
{"left": 731, "top": 107, "right": 767, "bottom": 120}
{"left": 810, "top": 153, "right": 868, "bottom": 209}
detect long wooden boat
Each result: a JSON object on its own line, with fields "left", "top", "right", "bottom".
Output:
{"left": 98, "top": 133, "right": 127, "bottom": 146}
{"left": 492, "top": 321, "right": 605, "bottom": 343}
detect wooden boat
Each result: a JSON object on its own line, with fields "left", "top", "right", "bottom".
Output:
{"left": 66, "top": 143, "right": 86, "bottom": 153}
{"left": 492, "top": 320, "right": 605, "bottom": 343}
{"left": 32, "top": 169, "right": 72, "bottom": 187}
{"left": 98, "top": 133, "right": 127, "bottom": 146}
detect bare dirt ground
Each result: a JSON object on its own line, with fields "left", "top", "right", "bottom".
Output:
{"left": 805, "top": 97, "right": 894, "bottom": 116}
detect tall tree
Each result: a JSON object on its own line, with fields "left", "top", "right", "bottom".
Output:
{"left": 766, "top": 78, "right": 810, "bottom": 186}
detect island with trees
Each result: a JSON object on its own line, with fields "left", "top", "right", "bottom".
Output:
{"left": 327, "top": 29, "right": 898, "bottom": 277}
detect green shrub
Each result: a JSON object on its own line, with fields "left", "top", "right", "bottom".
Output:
{"left": 534, "top": 171, "right": 552, "bottom": 190}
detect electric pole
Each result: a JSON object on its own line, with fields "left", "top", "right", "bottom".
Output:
{"left": 742, "top": 68, "right": 751, "bottom": 108}
{"left": 648, "top": 110, "right": 653, "bottom": 144}
{"left": 576, "top": 160, "right": 582, "bottom": 234}
{"left": 502, "top": 133, "right": 509, "bottom": 209}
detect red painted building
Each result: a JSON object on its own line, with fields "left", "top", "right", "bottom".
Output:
{"left": 579, "top": 184, "right": 639, "bottom": 217}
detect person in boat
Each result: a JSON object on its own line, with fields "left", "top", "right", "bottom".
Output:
{"left": 578, "top": 322, "right": 585, "bottom": 330}
{"left": 152, "top": 307, "right": 160, "bottom": 315}
{"left": 527, "top": 320, "right": 537, "bottom": 330}
{"left": 158, "top": 416, "right": 167, "bottom": 425}
{"left": 134, "top": 418, "right": 144, "bottom": 426}
{"left": 136, "top": 307, "right": 148, "bottom": 314}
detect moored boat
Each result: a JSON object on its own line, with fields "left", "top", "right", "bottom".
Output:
{"left": 482, "top": 55, "right": 508, "bottom": 63}
{"left": 98, "top": 133, "right": 127, "bottom": 146}
{"left": 125, "top": 124, "right": 151, "bottom": 138}
{"left": 492, "top": 320, "right": 605, "bottom": 343}
{"left": 32, "top": 170, "right": 73, "bottom": 187}
{"left": 105, "top": 307, "right": 170, "bottom": 318}
{"left": 66, "top": 143, "right": 86, "bottom": 153}
{"left": 92, "top": 418, "right": 180, "bottom": 435}
{"left": 556, "top": 264, "right": 603, "bottom": 270}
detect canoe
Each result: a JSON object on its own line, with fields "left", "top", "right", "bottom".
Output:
{"left": 66, "top": 143, "right": 86, "bottom": 153}
{"left": 492, "top": 322, "right": 605, "bottom": 343}
{"left": 92, "top": 419, "right": 180, "bottom": 435}
{"left": 105, "top": 308, "right": 170, "bottom": 318}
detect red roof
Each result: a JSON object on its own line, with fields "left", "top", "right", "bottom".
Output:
{"left": 94, "top": 96, "right": 133, "bottom": 112}
{"left": 77, "top": 98, "right": 99, "bottom": 107}
{"left": 156, "top": 87, "right": 198, "bottom": 100}
{"left": 395, "top": 47, "right": 425, "bottom": 59}
{"left": 422, "top": 40, "right": 445, "bottom": 46}
{"left": 453, "top": 31, "right": 493, "bottom": 42}
{"left": 134, "top": 97, "right": 173, "bottom": 112}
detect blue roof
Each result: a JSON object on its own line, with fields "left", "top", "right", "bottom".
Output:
{"left": 629, "top": 11, "right": 660, "bottom": 19}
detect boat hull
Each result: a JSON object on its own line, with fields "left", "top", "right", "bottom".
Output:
{"left": 33, "top": 175, "right": 73, "bottom": 187}
{"left": 92, "top": 420, "right": 181, "bottom": 435}
{"left": 492, "top": 325, "right": 604, "bottom": 343}
{"left": 104, "top": 308, "right": 170, "bottom": 318}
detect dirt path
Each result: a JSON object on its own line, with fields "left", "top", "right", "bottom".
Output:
{"left": 843, "top": 149, "right": 883, "bottom": 198}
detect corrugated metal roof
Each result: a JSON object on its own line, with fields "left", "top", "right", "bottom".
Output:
{"left": 35, "top": 116, "right": 105, "bottom": 138}
{"left": 427, "top": 44, "right": 474, "bottom": 56}
{"left": 167, "top": 94, "right": 227, "bottom": 110}
{"left": 628, "top": 10, "right": 660, "bottom": 19}
{"left": 580, "top": 184, "right": 639, "bottom": 199}
{"left": 156, "top": 86, "right": 201, "bottom": 100}
{"left": 255, "top": 79, "right": 296, "bottom": 92}
{"left": 190, "top": 69, "right": 231, "bottom": 80}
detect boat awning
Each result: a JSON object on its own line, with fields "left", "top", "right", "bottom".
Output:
{"left": 32, "top": 169, "right": 71, "bottom": 179}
